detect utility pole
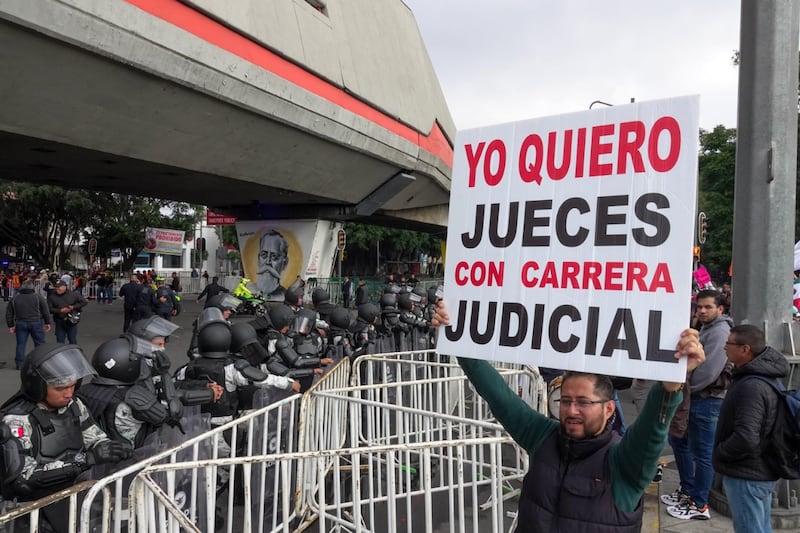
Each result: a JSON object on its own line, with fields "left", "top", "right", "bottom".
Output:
{"left": 718, "top": 0, "right": 800, "bottom": 521}
{"left": 731, "top": 0, "right": 799, "bottom": 352}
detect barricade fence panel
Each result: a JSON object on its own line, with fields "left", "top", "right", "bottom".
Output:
{"left": 3, "top": 351, "right": 543, "bottom": 532}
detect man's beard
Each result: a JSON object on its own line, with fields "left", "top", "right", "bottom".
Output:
{"left": 258, "top": 263, "right": 282, "bottom": 293}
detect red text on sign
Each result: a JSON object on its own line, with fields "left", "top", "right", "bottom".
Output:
{"left": 455, "top": 261, "right": 505, "bottom": 287}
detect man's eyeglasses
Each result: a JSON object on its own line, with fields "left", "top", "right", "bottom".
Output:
{"left": 555, "top": 398, "right": 610, "bottom": 409}
{"left": 725, "top": 341, "right": 744, "bottom": 346}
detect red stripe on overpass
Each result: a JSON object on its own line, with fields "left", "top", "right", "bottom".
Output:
{"left": 123, "top": 0, "right": 453, "bottom": 168}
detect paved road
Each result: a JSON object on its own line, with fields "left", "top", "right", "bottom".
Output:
{"left": 0, "top": 294, "right": 743, "bottom": 531}
{"left": 0, "top": 293, "right": 209, "bottom": 404}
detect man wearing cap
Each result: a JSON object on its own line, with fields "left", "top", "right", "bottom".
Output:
{"left": 46, "top": 281, "right": 88, "bottom": 345}
{"left": 0, "top": 344, "right": 132, "bottom": 531}
{"left": 153, "top": 276, "right": 179, "bottom": 321}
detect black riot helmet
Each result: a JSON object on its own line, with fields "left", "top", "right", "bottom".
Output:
{"left": 397, "top": 292, "right": 415, "bottom": 311}
{"left": 197, "top": 307, "right": 232, "bottom": 358}
{"left": 128, "top": 316, "right": 180, "bottom": 342}
{"left": 357, "top": 303, "right": 380, "bottom": 325}
{"left": 379, "top": 293, "right": 397, "bottom": 308}
{"left": 427, "top": 285, "right": 443, "bottom": 305}
{"left": 329, "top": 307, "right": 352, "bottom": 330}
{"left": 91, "top": 337, "right": 149, "bottom": 386}
{"left": 311, "top": 287, "right": 330, "bottom": 307}
{"left": 21, "top": 343, "right": 96, "bottom": 402}
{"left": 384, "top": 284, "right": 401, "bottom": 295}
{"left": 284, "top": 286, "right": 304, "bottom": 307}
{"left": 412, "top": 287, "right": 428, "bottom": 306}
{"left": 208, "top": 293, "right": 242, "bottom": 313}
{"left": 268, "top": 304, "right": 296, "bottom": 331}
{"left": 230, "top": 321, "right": 259, "bottom": 353}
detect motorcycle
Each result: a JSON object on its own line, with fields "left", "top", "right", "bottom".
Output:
{"left": 233, "top": 277, "right": 267, "bottom": 316}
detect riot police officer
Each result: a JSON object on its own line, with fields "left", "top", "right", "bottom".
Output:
{"left": 230, "top": 321, "right": 300, "bottom": 410}
{"left": 398, "top": 291, "right": 427, "bottom": 352}
{"left": 0, "top": 344, "right": 132, "bottom": 531}
{"left": 350, "top": 303, "right": 379, "bottom": 358}
{"left": 264, "top": 305, "right": 326, "bottom": 392}
{"left": 376, "top": 291, "right": 402, "bottom": 353}
{"left": 176, "top": 307, "right": 280, "bottom": 427}
{"left": 311, "top": 287, "right": 337, "bottom": 325}
{"left": 326, "top": 307, "right": 355, "bottom": 362}
{"left": 186, "top": 293, "right": 241, "bottom": 360}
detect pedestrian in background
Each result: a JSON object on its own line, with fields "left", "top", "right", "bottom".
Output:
{"left": 341, "top": 276, "right": 351, "bottom": 308}
{"left": 47, "top": 281, "right": 87, "bottom": 344}
{"left": 355, "top": 279, "right": 369, "bottom": 309}
{"left": 0, "top": 272, "right": 8, "bottom": 302}
{"left": 665, "top": 290, "right": 732, "bottom": 521}
{"left": 5, "top": 280, "right": 51, "bottom": 369}
{"left": 196, "top": 276, "right": 229, "bottom": 308}
{"left": 95, "top": 271, "right": 109, "bottom": 303}
{"left": 118, "top": 274, "right": 141, "bottom": 331}
{"left": 713, "top": 324, "right": 790, "bottom": 533}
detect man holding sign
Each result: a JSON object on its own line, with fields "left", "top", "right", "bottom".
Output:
{"left": 433, "top": 302, "right": 704, "bottom": 531}
{"left": 436, "top": 97, "right": 704, "bottom": 530}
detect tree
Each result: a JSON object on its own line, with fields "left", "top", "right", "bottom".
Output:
{"left": 697, "top": 126, "right": 737, "bottom": 280}
{"left": 0, "top": 182, "right": 95, "bottom": 268}
{"left": 342, "top": 222, "right": 443, "bottom": 275}
{"left": 84, "top": 194, "right": 201, "bottom": 272}
{"left": 0, "top": 181, "right": 202, "bottom": 272}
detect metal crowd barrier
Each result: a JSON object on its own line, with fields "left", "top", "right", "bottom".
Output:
{"left": 0, "top": 352, "right": 544, "bottom": 532}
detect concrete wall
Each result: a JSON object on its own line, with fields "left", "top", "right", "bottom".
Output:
{"left": 181, "top": 0, "right": 455, "bottom": 140}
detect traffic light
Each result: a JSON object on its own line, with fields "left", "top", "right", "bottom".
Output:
{"left": 197, "top": 238, "right": 206, "bottom": 253}
{"left": 337, "top": 230, "right": 346, "bottom": 250}
{"left": 698, "top": 212, "right": 708, "bottom": 244}
{"left": 693, "top": 246, "right": 701, "bottom": 259}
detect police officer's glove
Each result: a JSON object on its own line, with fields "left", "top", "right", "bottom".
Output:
{"left": 88, "top": 440, "right": 134, "bottom": 465}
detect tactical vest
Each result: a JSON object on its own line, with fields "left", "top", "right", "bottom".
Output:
{"left": 185, "top": 357, "right": 238, "bottom": 418}
{"left": 517, "top": 429, "right": 642, "bottom": 533}
{"left": 30, "top": 402, "right": 85, "bottom": 463}
{"left": 294, "top": 333, "right": 320, "bottom": 357}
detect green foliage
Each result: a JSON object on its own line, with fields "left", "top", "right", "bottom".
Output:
{"left": 342, "top": 222, "right": 442, "bottom": 275}
{"left": 697, "top": 126, "right": 736, "bottom": 279}
{"left": 84, "top": 194, "right": 202, "bottom": 272}
{"left": 0, "top": 181, "right": 202, "bottom": 271}
{"left": 0, "top": 181, "right": 95, "bottom": 268}
{"left": 220, "top": 225, "right": 239, "bottom": 247}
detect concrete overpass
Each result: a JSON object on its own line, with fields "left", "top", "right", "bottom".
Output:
{"left": 0, "top": 0, "right": 454, "bottom": 230}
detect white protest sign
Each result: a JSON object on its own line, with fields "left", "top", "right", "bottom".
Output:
{"left": 438, "top": 96, "right": 699, "bottom": 382}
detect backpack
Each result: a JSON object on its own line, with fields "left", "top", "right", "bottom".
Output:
{"left": 741, "top": 375, "right": 800, "bottom": 479}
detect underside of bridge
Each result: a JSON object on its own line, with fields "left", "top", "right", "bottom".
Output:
{"left": 0, "top": 0, "right": 454, "bottom": 232}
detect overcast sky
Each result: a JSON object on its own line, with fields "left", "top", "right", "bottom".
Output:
{"left": 405, "top": 1, "right": 741, "bottom": 132}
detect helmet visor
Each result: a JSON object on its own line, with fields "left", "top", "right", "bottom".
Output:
{"left": 37, "top": 347, "right": 97, "bottom": 386}
{"left": 128, "top": 336, "right": 162, "bottom": 359}
{"left": 408, "top": 292, "right": 422, "bottom": 304}
{"left": 292, "top": 315, "right": 313, "bottom": 335}
{"left": 140, "top": 317, "right": 180, "bottom": 339}
{"left": 218, "top": 294, "right": 242, "bottom": 311}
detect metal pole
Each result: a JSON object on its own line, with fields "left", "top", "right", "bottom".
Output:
{"left": 731, "top": 0, "right": 799, "bottom": 352}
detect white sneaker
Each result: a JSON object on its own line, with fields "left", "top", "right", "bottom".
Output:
{"left": 667, "top": 501, "right": 711, "bottom": 520}
{"left": 660, "top": 488, "right": 689, "bottom": 506}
